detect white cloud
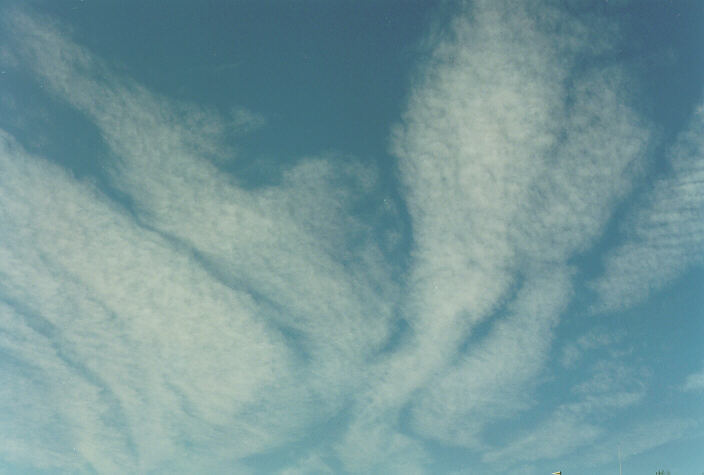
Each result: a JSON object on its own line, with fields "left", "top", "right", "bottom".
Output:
{"left": 336, "top": 422, "right": 430, "bottom": 475}
{"left": 279, "top": 453, "right": 334, "bottom": 475}
{"left": 1, "top": 11, "right": 400, "bottom": 473}
{"left": 0, "top": 301, "right": 131, "bottom": 473}
{"left": 683, "top": 366, "right": 704, "bottom": 392}
{"left": 593, "top": 105, "right": 704, "bottom": 311}
{"left": 571, "top": 359, "right": 647, "bottom": 397}
{"left": 482, "top": 358, "right": 646, "bottom": 468}
{"left": 393, "top": 0, "right": 648, "bottom": 387}
{"left": 0, "top": 131, "right": 302, "bottom": 470}
{"left": 409, "top": 268, "right": 573, "bottom": 447}
{"left": 567, "top": 417, "right": 696, "bottom": 469}
{"left": 483, "top": 408, "right": 603, "bottom": 465}
{"left": 7, "top": 11, "right": 400, "bottom": 393}
{"left": 485, "top": 396, "right": 690, "bottom": 470}
{"left": 2, "top": 2, "right": 689, "bottom": 473}
{"left": 560, "top": 328, "right": 624, "bottom": 368}
{"left": 229, "top": 106, "right": 266, "bottom": 133}
{"left": 336, "top": 0, "right": 650, "bottom": 467}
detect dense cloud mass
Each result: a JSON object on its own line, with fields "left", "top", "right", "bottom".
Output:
{"left": 0, "top": 1, "right": 702, "bottom": 473}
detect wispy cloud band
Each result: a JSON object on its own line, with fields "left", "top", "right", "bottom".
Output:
{"left": 1, "top": 11, "right": 400, "bottom": 472}
{"left": 594, "top": 105, "right": 704, "bottom": 311}
{"left": 336, "top": 1, "right": 651, "bottom": 468}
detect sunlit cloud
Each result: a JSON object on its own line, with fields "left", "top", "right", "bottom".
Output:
{"left": 593, "top": 105, "right": 704, "bottom": 311}
{"left": 567, "top": 417, "right": 695, "bottom": 470}
{"left": 559, "top": 328, "right": 624, "bottom": 368}
{"left": 1, "top": 10, "right": 399, "bottom": 472}
{"left": 683, "top": 366, "right": 704, "bottom": 392}
{"left": 335, "top": 0, "right": 650, "bottom": 469}
{"left": 1, "top": 1, "right": 701, "bottom": 473}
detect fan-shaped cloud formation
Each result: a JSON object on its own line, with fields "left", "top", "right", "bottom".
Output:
{"left": 1, "top": 11, "right": 399, "bottom": 473}
{"left": 0, "top": 1, "right": 702, "bottom": 473}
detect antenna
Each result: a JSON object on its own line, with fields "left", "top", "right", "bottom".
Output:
{"left": 618, "top": 445, "right": 622, "bottom": 475}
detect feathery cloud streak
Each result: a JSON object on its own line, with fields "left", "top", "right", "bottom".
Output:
{"left": 1, "top": 11, "right": 399, "bottom": 473}
{"left": 2, "top": 2, "right": 701, "bottom": 473}
{"left": 594, "top": 105, "right": 704, "bottom": 311}
{"left": 683, "top": 365, "right": 704, "bottom": 392}
{"left": 0, "top": 130, "right": 303, "bottom": 471}
{"left": 335, "top": 1, "right": 650, "bottom": 468}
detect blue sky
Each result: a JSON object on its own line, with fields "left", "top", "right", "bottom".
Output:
{"left": 0, "top": 1, "right": 703, "bottom": 473}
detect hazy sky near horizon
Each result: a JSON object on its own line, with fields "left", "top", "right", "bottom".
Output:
{"left": 0, "top": 1, "right": 703, "bottom": 473}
